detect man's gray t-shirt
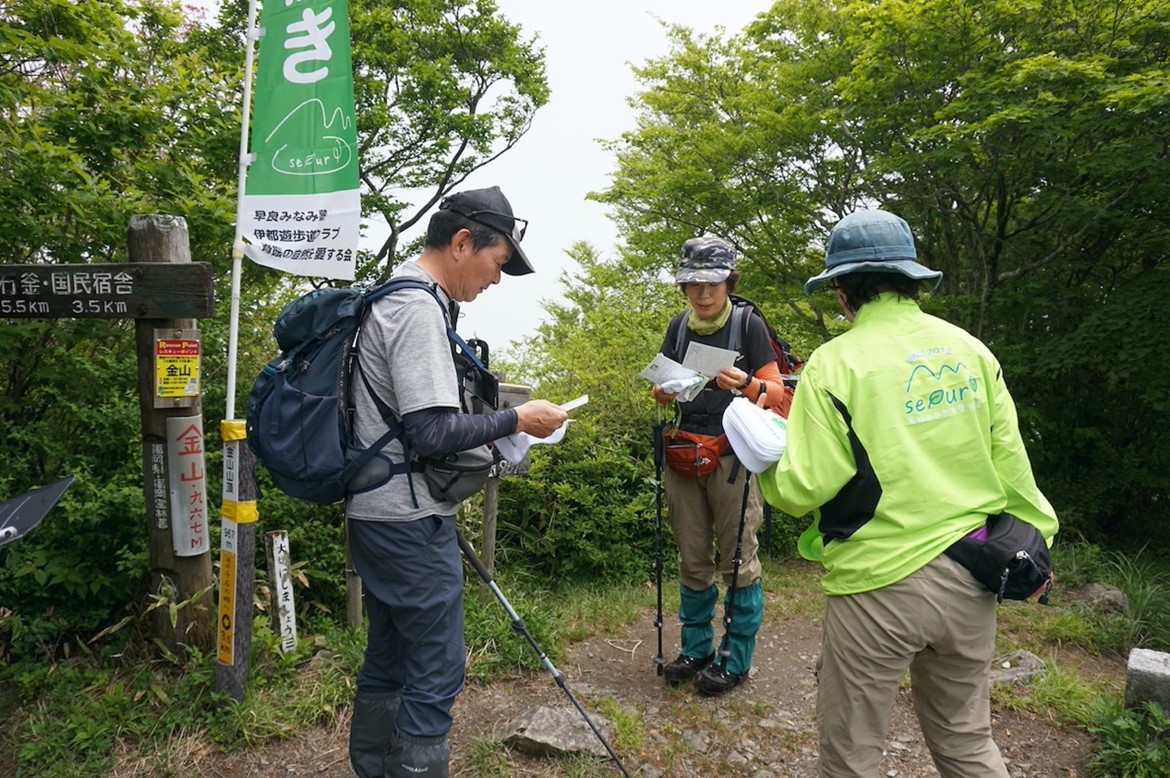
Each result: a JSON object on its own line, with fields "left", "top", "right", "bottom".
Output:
{"left": 346, "top": 261, "right": 461, "bottom": 521}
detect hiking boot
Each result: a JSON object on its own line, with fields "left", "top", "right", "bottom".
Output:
{"left": 663, "top": 652, "right": 715, "bottom": 686}
{"left": 695, "top": 663, "right": 746, "bottom": 696}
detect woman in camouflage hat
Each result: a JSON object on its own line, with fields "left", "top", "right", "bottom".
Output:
{"left": 650, "top": 236, "right": 791, "bottom": 696}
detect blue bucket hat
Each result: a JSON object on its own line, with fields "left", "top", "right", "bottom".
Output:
{"left": 676, "top": 236, "right": 736, "bottom": 284}
{"left": 804, "top": 210, "right": 942, "bottom": 295}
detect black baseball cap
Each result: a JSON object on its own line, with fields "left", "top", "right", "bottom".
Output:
{"left": 438, "top": 186, "right": 534, "bottom": 276}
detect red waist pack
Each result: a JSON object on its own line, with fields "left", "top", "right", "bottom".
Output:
{"left": 663, "top": 428, "right": 729, "bottom": 478}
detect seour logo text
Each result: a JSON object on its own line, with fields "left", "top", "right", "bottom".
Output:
{"left": 902, "top": 358, "right": 983, "bottom": 422}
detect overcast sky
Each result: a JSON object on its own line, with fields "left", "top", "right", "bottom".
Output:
{"left": 371, "top": 1, "right": 774, "bottom": 352}
{"left": 204, "top": 0, "right": 775, "bottom": 349}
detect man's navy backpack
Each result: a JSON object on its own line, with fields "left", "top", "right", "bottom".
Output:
{"left": 245, "top": 278, "right": 490, "bottom": 505}
{"left": 668, "top": 294, "right": 803, "bottom": 386}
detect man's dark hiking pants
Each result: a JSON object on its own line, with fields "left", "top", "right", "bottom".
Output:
{"left": 348, "top": 514, "right": 464, "bottom": 775}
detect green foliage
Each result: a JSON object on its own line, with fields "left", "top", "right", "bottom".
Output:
{"left": 1, "top": 0, "right": 550, "bottom": 662}
{"left": 991, "top": 657, "right": 1115, "bottom": 728}
{"left": 0, "top": 323, "right": 151, "bottom": 659}
{"left": 348, "top": 0, "right": 549, "bottom": 272}
{"left": 462, "top": 568, "right": 562, "bottom": 681}
{"left": 488, "top": 243, "right": 681, "bottom": 583}
{"left": 1090, "top": 700, "right": 1170, "bottom": 778}
{"left": 597, "top": 0, "right": 1170, "bottom": 544}
{"left": 0, "top": 0, "right": 253, "bottom": 661}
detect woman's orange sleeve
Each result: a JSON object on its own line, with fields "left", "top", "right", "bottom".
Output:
{"left": 740, "top": 361, "right": 792, "bottom": 417}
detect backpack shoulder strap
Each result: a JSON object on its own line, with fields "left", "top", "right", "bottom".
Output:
{"left": 365, "top": 277, "right": 443, "bottom": 313}
{"left": 668, "top": 309, "right": 690, "bottom": 360}
{"left": 728, "top": 301, "right": 747, "bottom": 355}
{"left": 349, "top": 278, "right": 450, "bottom": 427}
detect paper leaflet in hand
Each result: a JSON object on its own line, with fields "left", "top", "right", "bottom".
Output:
{"left": 680, "top": 341, "right": 737, "bottom": 377}
{"left": 640, "top": 352, "right": 710, "bottom": 402}
{"left": 723, "top": 397, "right": 788, "bottom": 473}
{"left": 493, "top": 395, "right": 588, "bottom": 464}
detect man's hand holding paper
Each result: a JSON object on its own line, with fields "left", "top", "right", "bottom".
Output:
{"left": 495, "top": 395, "right": 588, "bottom": 463}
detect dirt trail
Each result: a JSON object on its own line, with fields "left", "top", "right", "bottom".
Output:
{"left": 178, "top": 582, "right": 1108, "bottom": 778}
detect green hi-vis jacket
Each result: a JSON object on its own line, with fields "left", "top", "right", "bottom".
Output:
{"left": 759, "top": 293, "right": 1059, "bottom": 596}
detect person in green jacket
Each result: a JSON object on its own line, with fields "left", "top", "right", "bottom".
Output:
{"left": 758, "top": 210, "right": 1058, "bottom": 778}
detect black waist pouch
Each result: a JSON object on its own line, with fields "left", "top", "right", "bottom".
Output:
{"left": 944, "top": 512, "right": 1054, "bottom": 604}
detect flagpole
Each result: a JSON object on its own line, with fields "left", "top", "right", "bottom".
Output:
{"left": 216, "top": 0, "right": 263, "bottom": 703}
{"left": 216, "top": 0, "right": 360, "bottom": 699}
{"left": 227, "top": 0, "right": 261, "bottom": 420}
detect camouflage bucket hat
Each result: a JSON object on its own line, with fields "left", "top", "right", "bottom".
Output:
{"left": 676, "top": 236, "right": 736, "bottom": 284}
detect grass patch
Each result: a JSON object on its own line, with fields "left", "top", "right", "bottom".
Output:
{"left": 557, "top": 584, "right": 654, "bottom": 643}
{"left": 990, "top": 656, "right": 1119, "bottom": 728}
{"left": 1088, "top": 700, "right": 1170, "bottom": 778}
{"left": 1097, "top": 547, "right": 1170, "bottom": 651}
{"left": 759, "top": 555, "right": 823, "bottom": 619}
{"left": 462, "top": 736, "right": 515, "bottom": 776}
{"left": 595, "top": 696, "right": 643, "bottom": 753}
{"left": 996, "top": 597, "right": 1132, "bottom": 656}
{"left": 2, "top": 621, "right": 365, "bottom": 777}
{"left": 463, "top": 570, "right": 564, "bottom": 682}
{"left": 996, "top": 544, "right": 1170, "bottom": 657}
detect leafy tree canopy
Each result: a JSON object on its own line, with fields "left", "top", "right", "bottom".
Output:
{"left": 0, "top": 0, "right": 550, "bottom": 657}
{"left": 593, "top": 0, "right": 1170, "bottom": 540}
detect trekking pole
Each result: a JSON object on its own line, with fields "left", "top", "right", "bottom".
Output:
{"left": 456, "top": 529, "right": 632, "bottom": 778}
{"left": 717, "top": 469, "right": 752, "bottom": 670}
{"left": 651, "top": 418, "right": 666, "bottom": 677}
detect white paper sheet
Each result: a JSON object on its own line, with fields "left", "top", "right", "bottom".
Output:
{"left": 639, "top": 353, "right": 701, "bottom": 384}
{"left": 559, "top": 394, "right": 589, "bottom": 413}
{"left": 682, "top": 341, "right": 738, "bottom": 377}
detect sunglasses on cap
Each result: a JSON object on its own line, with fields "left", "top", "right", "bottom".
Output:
{"left": 445, "top": 207, "right": 528, "bottom": 244}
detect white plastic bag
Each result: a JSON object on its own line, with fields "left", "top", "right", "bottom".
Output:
{"left": 723, "top": 397, "right": 788, "bottom": 473}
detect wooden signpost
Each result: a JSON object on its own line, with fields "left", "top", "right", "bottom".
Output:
{"left": 481, "top": 383, "right": 532, "bottom": 576}
{"left": 0, "top": 215, "right": 217, "bottom": 654}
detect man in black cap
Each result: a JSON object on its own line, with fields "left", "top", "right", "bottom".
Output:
{"left": 346, "top": 186, "right": 567, "bottom": 778}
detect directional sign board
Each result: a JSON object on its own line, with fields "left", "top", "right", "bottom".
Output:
{"left": 0, "top": 263, "right": 214, "bottom": 319}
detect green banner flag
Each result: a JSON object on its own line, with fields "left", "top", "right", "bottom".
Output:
{"left": 239, "top": 0, "right": 359, "bottom": 281}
